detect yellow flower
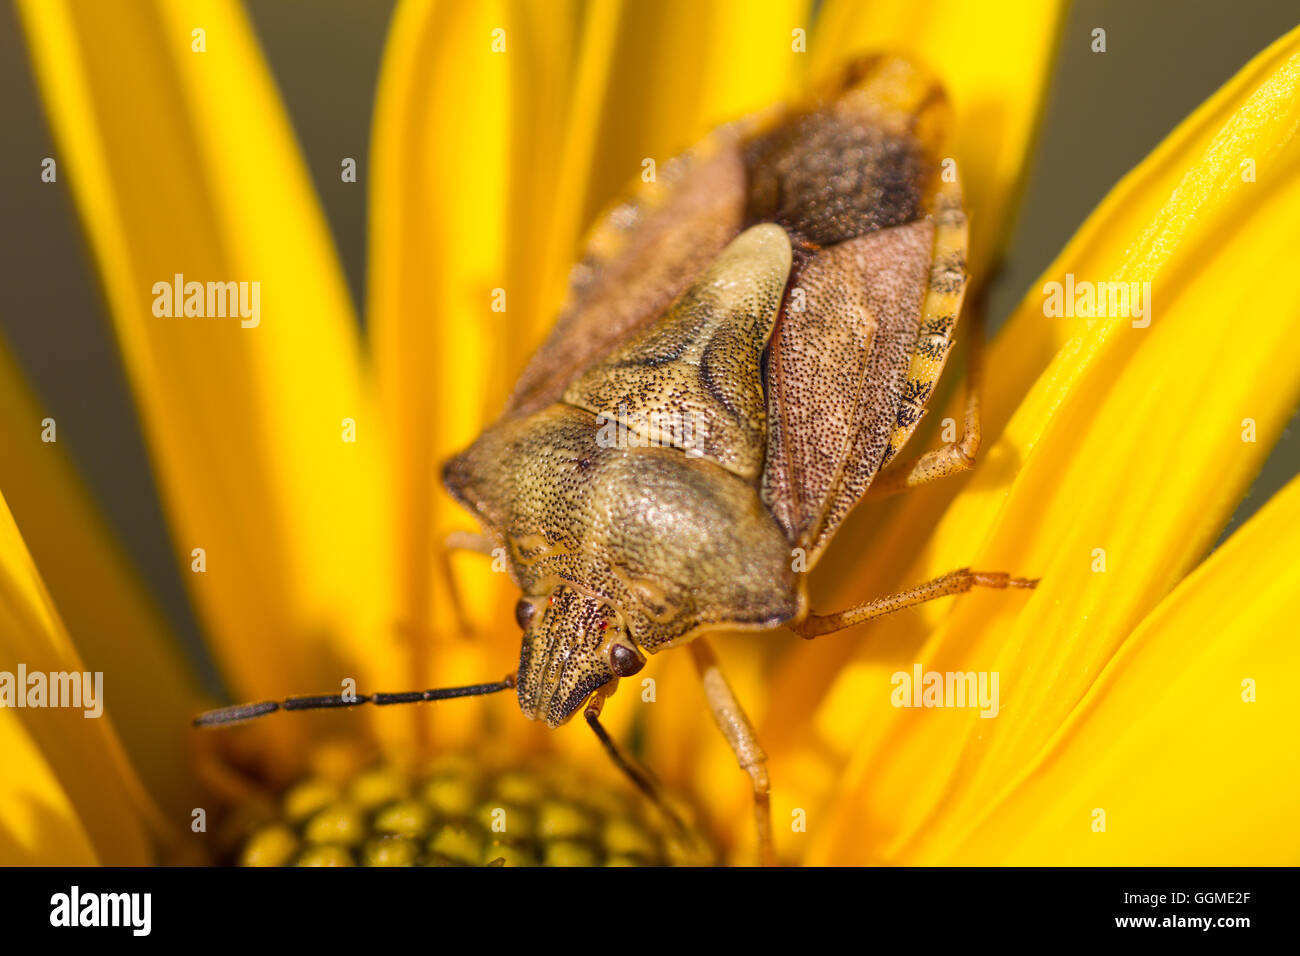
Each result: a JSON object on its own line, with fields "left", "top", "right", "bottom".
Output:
{"left": 2, "top": 0, "right": 1296, "bottom": 866}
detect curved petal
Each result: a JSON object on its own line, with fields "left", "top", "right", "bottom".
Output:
{"left": 575, "top": 0, "right": 811, "bottom": 239}
{"left": 937, "top": 472, "right": 1300, "bottom": 864}
{"left": 0, "top": 340, "right": 206, "bottom": 817}
{"left": 0, "top": 711, "right": 99, "bottom": 865}
{"left": 789, "top": 25, "right": 1300, "bottom": 864}
{"left": 813, "top": 0, "right": 1068, "bottom": 278}
{"left": 368, "top": 0, "right": 526, "bottom": 753}
{"left": 0, "top": 490, "right": 161, "bottom": 865}
{"left": 16, "top": 0, "right": 394, "bottom": 762}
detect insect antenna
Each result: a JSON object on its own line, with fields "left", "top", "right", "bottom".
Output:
{"left": 192, "top": 676, "right": 516, "bottom": 727}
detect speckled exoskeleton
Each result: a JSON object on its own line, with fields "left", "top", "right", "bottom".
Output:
{"left": 198, "top": 55, "right": 1037, "bottom": 865}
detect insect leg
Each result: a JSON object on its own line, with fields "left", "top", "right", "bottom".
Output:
{"left": 688, "top": 638, "right": 776, "bottom": 867}
{"left": 866, "top": 304, "right": 985, "bottom": 499}
{"left": 583, "top": 692, "right": 691, "bottom": 841}
{"left": 793, "top": 568, "right": 1037, "bottom": 639}
{"left": 436, "top": 530, "right": 497, "bottom": 635}
{"left": 443, "top": 529, "right": 495, "bottom": 554}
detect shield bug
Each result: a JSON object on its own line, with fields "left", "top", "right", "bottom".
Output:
{"left": 197, "top": 55, "right": 1037, "bottom": 865}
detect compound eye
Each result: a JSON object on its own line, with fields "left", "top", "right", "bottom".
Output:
{"left": 515, "top": 598, "right": 537, "bottom": 630}
{"left": 609, "top": 643, "right": 645, "bottom": 678}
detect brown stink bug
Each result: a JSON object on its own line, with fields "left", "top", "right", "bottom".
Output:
{"left": 197, "top": 55, "right": 1037, "bottom": 865}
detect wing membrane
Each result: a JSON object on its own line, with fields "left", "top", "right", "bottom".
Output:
{"left": 756, "top": 59, "right": 969, "bottom": 563}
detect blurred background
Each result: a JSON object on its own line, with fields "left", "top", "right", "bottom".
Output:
{"left": 1, "top": 0, "right": 1297, "bottom": 688}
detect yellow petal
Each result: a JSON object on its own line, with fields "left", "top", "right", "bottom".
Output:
{"left": 813, "top": 0, "right": 1067, "bottom": 277}
{"left": 792, "top": 25, "right": 1300, "bottom": 864}
{"left": 368, "top": 0, "right": 520, "bottom": 752}
{"left": 575, "top": 0, "right": 811, "bottom": 238}
{"left": 938, "top": 472, "right": 1300, "bottom": 864}
{"left": 16, "top": 0, "right": 395, "bottom": 762}
{"left": 0, "top": 710, "right": 99, "bottom": 865}
{"left": 0, "top": 490, "right": 160, "bottom": 865}
{"left": 0, "top": 339, "right": 205, "bottom": 817}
